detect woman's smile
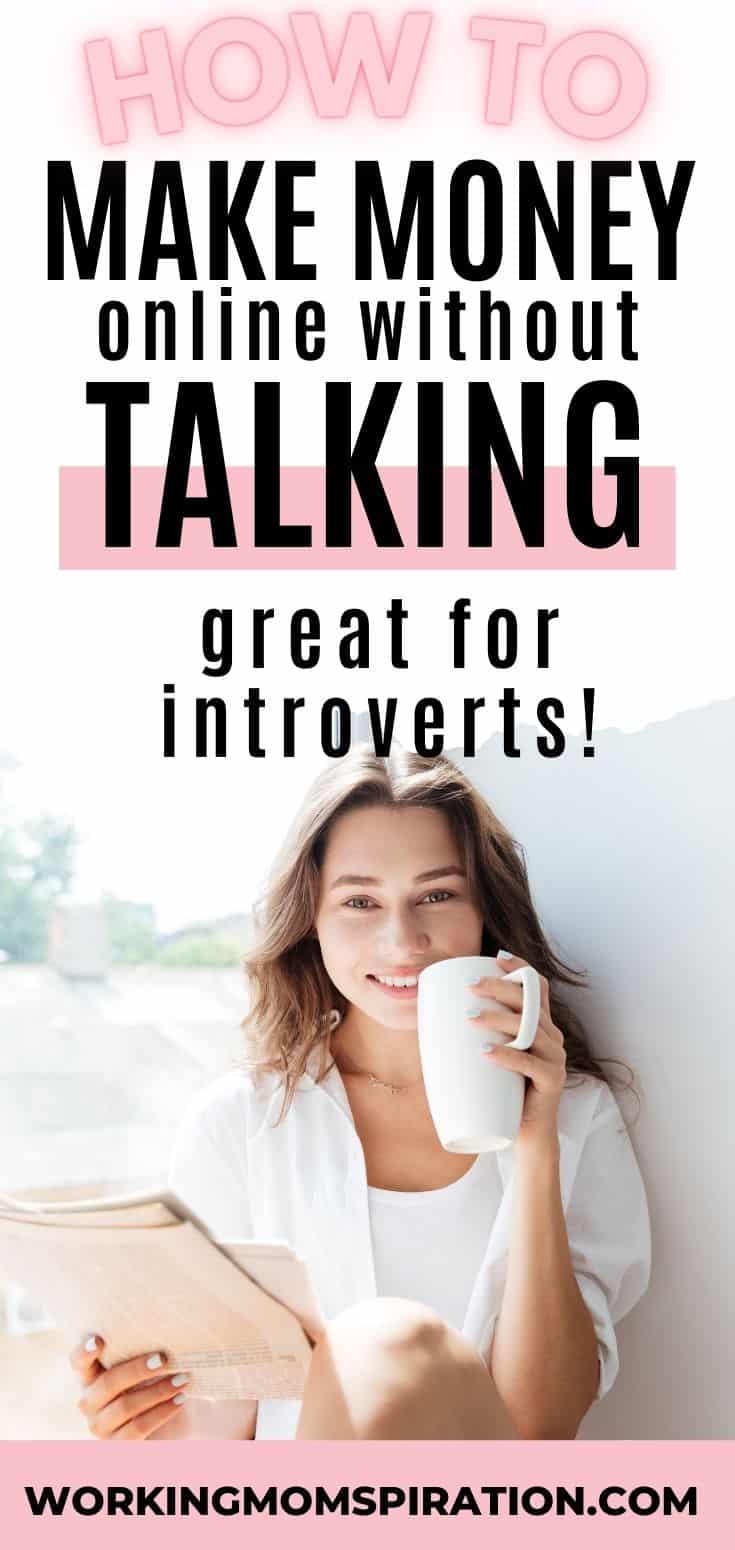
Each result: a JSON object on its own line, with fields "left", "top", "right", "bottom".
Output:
{"left": 366, "top": 971, "right": 422, "bottom": 999}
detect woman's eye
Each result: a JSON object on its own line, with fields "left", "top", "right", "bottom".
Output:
{"left": 341, "top": 891, "right": 454, "bottom": 909}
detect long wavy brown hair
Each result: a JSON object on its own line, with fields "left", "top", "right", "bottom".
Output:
{"left": 242, "top": 747, "right": 635, "bottom": 1120}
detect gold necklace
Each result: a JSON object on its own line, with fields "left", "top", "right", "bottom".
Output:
{"left": 335, "top": 1049, "right": 423, "bottom": 1097}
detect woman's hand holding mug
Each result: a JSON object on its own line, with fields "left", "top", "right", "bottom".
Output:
{"left": 469, "top": 951, "right": 567, "bottom": 1152}
{"left": 70, "top": 1335, "right": 191, "bottom": 1440}
{"left": 417, "top": 951, "right": 565, "bottom": 1154}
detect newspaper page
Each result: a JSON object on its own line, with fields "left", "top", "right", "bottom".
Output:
{"left": 0, "top": 1211, "right": 315, "bottom": 1400}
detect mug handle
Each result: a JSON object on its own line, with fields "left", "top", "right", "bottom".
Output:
{"left": 502, "top": 966, "right": 541, "bottom": 1051}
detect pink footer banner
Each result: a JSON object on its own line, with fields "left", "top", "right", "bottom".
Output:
{"left": 2, "top": 1440, "right": 731, "bottom": 1546}
{"left": 58, "top": 467, "right": 676, "bottom": 570}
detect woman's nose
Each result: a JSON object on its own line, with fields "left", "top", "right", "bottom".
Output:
{"left": 378, "top": 906, "right": 429, "bottom": 954}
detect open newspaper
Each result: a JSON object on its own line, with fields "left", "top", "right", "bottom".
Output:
{"left": 0, "top": 1189, "right": 324, "bottom": 1401}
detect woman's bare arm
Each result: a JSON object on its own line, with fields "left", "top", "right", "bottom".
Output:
{"left": 489, "top": 1138, "right": 599, "bottom": 1439}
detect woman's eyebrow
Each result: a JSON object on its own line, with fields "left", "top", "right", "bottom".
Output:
{"left": 329, "top": 865, "right": 465, "bottom": 891}
{"left": 413, "top": 866, "right": 466, "bottom": 883}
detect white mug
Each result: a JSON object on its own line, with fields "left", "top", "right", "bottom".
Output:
{"left": 417, "top": 955, "right": 541, "bottom": 1152}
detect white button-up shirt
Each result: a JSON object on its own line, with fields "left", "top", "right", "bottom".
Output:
{"left": 168, "top": 1057, "right": 651, "bottom": 1439}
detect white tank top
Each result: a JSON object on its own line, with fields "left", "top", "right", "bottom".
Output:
{"left": 367, "top": 1152, "right": 501, "bottom": 1332}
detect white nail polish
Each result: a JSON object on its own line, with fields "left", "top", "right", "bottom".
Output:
{"left": 466, "top": 976, "right": 483, "bottom": 984}
{"left": 170, "top": 1374, "right": 189, "bottom": 1388}
{"left": 173, "top": 1393, "right": 188, "bottom": 1405}
{"left": 146, "top": 1353, "right": 163, "bottom": 1371}
{"left": 84, "top": 1336, "right": 98, "bottom": 1353}
{"left": 497, "top": 949, "right": 514, "bottom": 960}
{"left": 466, "top": 1009, "right": 483, "bottom": 1019}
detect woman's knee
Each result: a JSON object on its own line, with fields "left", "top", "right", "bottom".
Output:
{"left": 328, "top": 1297, "right": 448, "bottom": 1358}
{"left": 297, "top": 1298, "right": 500, "bottom": 1439}
{"left": 306, "top": 1297, "right": 448, "bottom": 1399}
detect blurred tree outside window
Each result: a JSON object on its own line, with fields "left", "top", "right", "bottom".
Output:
{"left": 0, "top": 812, "right": 77, "bottom": 963}
{"left": 102, "top": 895, "right": 158, "bottom": 963}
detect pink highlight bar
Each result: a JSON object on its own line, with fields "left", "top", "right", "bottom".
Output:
{"left": 59, "top": 467, "right": 675, "bottom": 570}
{"left": 2, "top": 1439, "right": 731, "bottom": 1545}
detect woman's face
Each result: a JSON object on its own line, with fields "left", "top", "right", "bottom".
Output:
{"left": 314, "top": 804, "right": 484, "bottom": 1031}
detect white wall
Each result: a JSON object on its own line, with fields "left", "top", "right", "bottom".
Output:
{"left": 457, "top": 699, "right": 734, "bottom": 1439}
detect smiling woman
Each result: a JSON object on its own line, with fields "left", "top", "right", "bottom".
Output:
{"left": 69, "top": 748, "right": 650, "bottom": 1443}
{"left": 241, "top": 750, "right": 614, "bottom": 1115}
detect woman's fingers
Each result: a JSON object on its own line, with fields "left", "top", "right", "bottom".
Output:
{"left": 495, "top": 954, "right": 551, "bottom": 1015}
{"left": 484, "top": 1044, "right": 565, "bottom": 1091}
{"left": 70, "top": 1335, "right": 105, "bottom": 1385}
{"left": 85, "top": 1377, "right": 190, "bottom": 1439}
{"left": 72, "top": 1340, "right": 191, "bottom": 1440}
{"left": 469, "top": 975, "right": 551, "bottom": 1017}
{"left": 467, "top": 1005, "right": 523, "bottom": 1038}
{"left": 468, "top": 977, "right": 563, "bottom": 1047}
{"left": 469, "top": 976, "right": 524, "bottom": 1009}
{"left": 77, "top": 1350, "right": 174, "bottom": 1418}
{"left": 467, "top": 1002, "right": 559, "bottom": 1048}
